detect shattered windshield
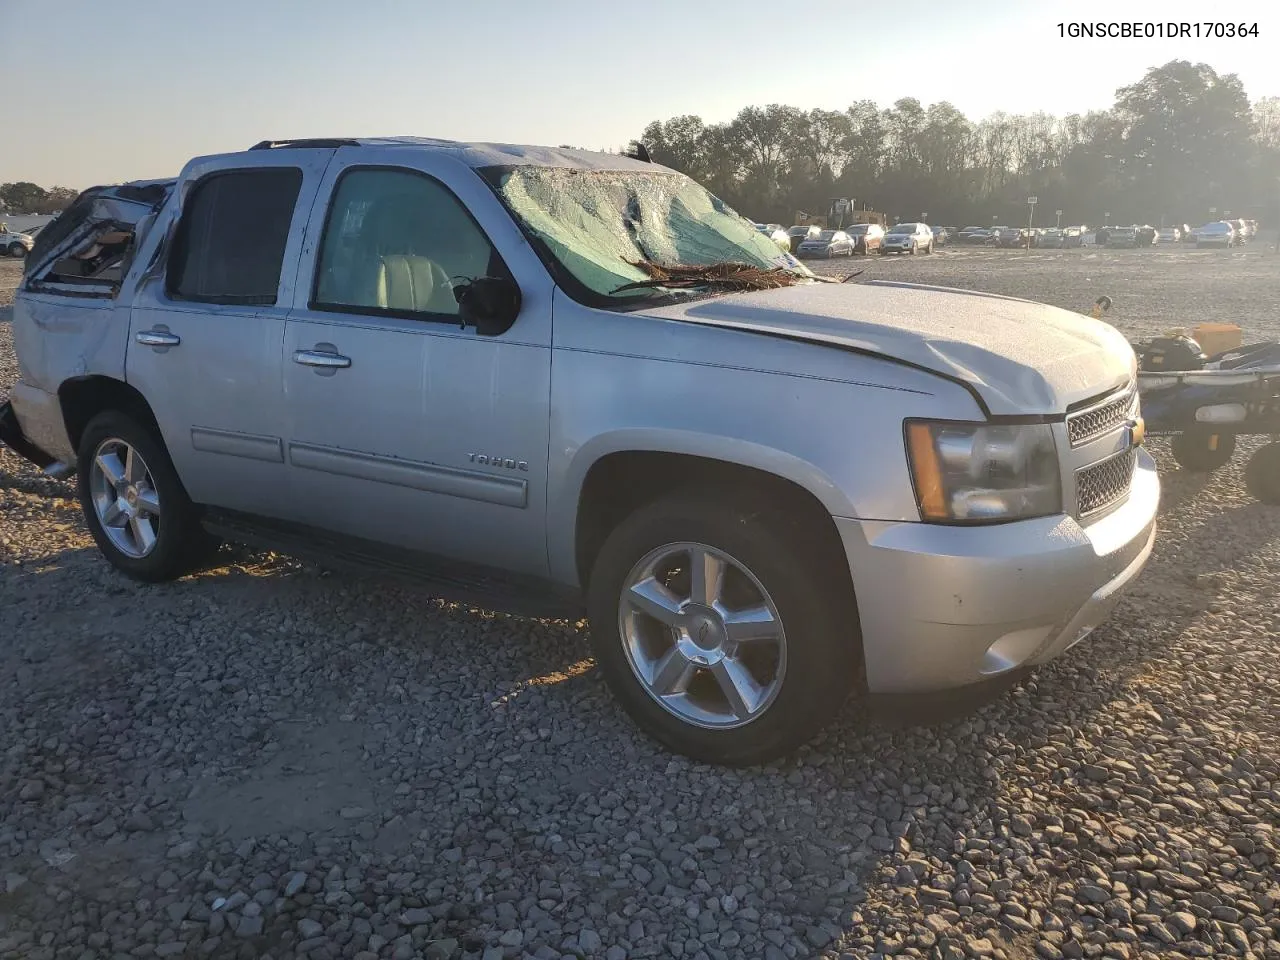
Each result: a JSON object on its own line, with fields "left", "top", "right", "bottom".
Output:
{"left": 480, "top": 166, "right": 812, "bottom": 307}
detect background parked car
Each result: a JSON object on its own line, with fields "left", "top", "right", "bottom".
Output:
{"left": 928, "top": 225, "right": 949, "bottom": 246}
{"left": 957, "top": 226, "right": 989, "bottom": 244}
{"left": 797, "top": 229, "right": 854, "bottom": 258}
{"left": 1062, "top": 226, "right": 1085, "bottom": 247}
{"left": 0, "top": 225, "right": 34, "bottom": 258}
{"left": 997, "top": 227, "right": 1027, "bottom": 248}
{"left": 1229, "top": 219, "right": 1250, "bottom": 243}
{"left": 1194, "top": 221, "right": 1237, "bottom": 247}
{"left": 786, "top": 224, "right": 822, "bottom": 253}
{"left": 754, "top": 223, "right": 792, "bottom": 252}
{"left": 1136, "top": 225, "right": 1158, "bottom": 247}
{"left": 846, "top": 222, "right": 884, "bottom": 254}
{"left": 1107, "top": 226, "right": 1139, "bottom": 248}
{"left": 880, "top": 222, "right": 934, "bottom": 255}
{"left": 1156, "top": 226, "right": 1182, "bottom": 243}
{"left": 1038, "top": 228, "right": 1064, "bottom": 248}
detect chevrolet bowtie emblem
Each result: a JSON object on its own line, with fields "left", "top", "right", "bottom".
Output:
{"left": 1127, "top": 417, "right": 1146, "bottom": 449}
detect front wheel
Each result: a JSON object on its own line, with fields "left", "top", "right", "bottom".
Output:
{"left": 7, "top": 243, "right": 25, "bottom": 258}
{"left": 76, "top": 410, "right": 219, "bottom": 581}
{"left": 1171, "top": 428, "right": 1236, "bottom": 473}
{"left": 587, "top": 492, "right": 857, "bottom": 765}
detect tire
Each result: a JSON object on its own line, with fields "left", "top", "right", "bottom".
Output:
{"left": 7, "top": 243, "right": 25, "bottom": 258}
{"left": 908, "top": 243, "right": 917, "bottom": 255}
{"left": 1171, "top": 428, "right": 1236, "bottom": 473}
{"left": 76, "top": 410, "right": 219, "bottom": 582}
{"left": 586, "top": 491, "right": 858, "bottom": 765}
{"left": 1245, "top": 442, "right": 1280, "bottom": 504}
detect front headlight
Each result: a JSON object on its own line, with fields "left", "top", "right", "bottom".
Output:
{"left": 905, "top": 420, "right": 1062, "bottom": 523}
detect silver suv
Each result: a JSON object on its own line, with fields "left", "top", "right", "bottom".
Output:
{"left": 1, "top": 138, "right": 1159, "bottom": 764}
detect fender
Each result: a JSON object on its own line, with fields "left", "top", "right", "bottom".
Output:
{"left": 546, "top": 427, "right": 853, "bottom": 588}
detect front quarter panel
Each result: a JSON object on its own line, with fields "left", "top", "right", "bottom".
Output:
{"left": 546, "top": 290, "right": 984, "bottom": 586}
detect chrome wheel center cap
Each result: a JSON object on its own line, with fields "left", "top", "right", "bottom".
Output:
{"left": 683, "top": 605, "right": 726, "bottom": 652}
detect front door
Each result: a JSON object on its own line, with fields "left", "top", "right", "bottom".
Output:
{"left": 126, "top": 150, "right": 334, "bottom": 519}
{"left": 280, "top": 158, "right": 554, "bottom": 577}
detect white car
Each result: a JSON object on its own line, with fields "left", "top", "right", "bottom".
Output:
{"left": 0, "top": 226, "right": 34, "bottom": 258}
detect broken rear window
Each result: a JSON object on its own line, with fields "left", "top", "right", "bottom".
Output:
{"left": 480, "top": 166, "right": 810, "bottom": 308}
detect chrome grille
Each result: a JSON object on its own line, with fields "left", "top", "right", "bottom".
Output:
{"left": 1076, "top": 449, "right": 1136, "bottom": 516}
{"left": 1067, "top": 387, "right": 1137, "bottom": 446}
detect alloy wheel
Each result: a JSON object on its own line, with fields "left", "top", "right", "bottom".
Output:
{"left": 89, "top": 437, "right": 162, "bottom": 558}
{"left": 618, "top": 542, "right": 787, "bottom": 729}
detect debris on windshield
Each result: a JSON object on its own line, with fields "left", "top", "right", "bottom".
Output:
{"left": 611, "top": 260, "right": 804, "bottom": 294}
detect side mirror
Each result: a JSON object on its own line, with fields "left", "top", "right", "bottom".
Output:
{"left": 453, "top": 276, "right": 521, "bottom": 337}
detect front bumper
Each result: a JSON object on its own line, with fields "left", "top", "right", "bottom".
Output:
{"left": 837, "top": 449, "right": 1159, "bottom": 693}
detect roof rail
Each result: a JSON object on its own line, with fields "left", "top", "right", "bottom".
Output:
{"left": 248, "top": 138, "right": 361, "bottom": 151}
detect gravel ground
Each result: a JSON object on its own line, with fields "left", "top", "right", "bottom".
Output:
{"left": 2, "top": 246, "right": 1279, "bottom": 960}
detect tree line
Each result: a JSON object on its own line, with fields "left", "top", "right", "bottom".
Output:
{"left": 638, "top": 61, "right": 1280, "bottom": 229}
{"left": 0, "top": 182, "right": 80, "bottom": 217}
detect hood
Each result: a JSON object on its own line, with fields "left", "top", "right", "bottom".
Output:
{"left": 642, "top": 280, "right": 1135, "bottom": 415}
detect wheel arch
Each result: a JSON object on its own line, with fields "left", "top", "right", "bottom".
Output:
{"left": 58, "top": 375, "right": 162, "bottom": 455}
{"left": 558, "top": 430, "right": 856, "bottom": 593}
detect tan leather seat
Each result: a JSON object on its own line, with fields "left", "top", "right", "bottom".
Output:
{"left": 376, "top": 254, "right": 453, "bottom": 313}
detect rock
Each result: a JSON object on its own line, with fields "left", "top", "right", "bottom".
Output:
{"left": 425, "top": 939, "right": 459, "bottom": 959}
{"left": 605, "top": 948, "right": 626, "bottom": 960}
{"left": 805, "top": 926, "right": 832, "bottom": 948}
{"left": 236, "top": 915, "right": 264, "bottom": 938}
{"left": 1077, "top": 885, "right": 1109, "bottom": 904}
{"left": 284, "top": 872, "right": 307, "bottom": 897}
{"left": 19, "top": 780, "right": 46, "bottom": 801}
{"left": 579, "top": 929, "right": 602, "bottom": 952}
{"left": 1167, "top": 912, "right": 1197, "bottom": 936}
{"left": 298, "top": 918, "right": 324, "bottom": 939}
{"left": 400, "top": 908, "right": 433, "bottom": 925}
{"left": 498, "top": 929, "right": 523, "bottom": 947}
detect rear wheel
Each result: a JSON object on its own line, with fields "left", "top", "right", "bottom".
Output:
{"left": 76, "top": 410, "right": 219, "bottom": 581}
{"left": 587, "top": 492, "right": 857, "bottom": 765}
{"left": 7, "top": 243, "right": 25, "bottom": 258}
{"left": 1245, "top": 443, "right": 1280, "bottom": 504}
{"left": 1171, "top": 428, "right": 1237, "bottom": 473}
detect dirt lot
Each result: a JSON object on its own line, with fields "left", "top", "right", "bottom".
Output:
{"left": 2, "top": 247, "right": 1279, "bottom": 960}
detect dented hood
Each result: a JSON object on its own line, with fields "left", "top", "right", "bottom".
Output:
{"left": 642, "top": 280, "right": 1136, "bottom": 415}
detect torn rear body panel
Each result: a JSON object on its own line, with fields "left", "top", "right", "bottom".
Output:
{"left": 4, "top": 180, "right": 175, "bottom": 468}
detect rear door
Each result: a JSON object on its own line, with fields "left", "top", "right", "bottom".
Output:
{"left": 126, "top": 150, "right": 333, "bottom": 517}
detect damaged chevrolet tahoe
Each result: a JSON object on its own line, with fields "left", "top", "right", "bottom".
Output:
{"left": 0, "top": 138, "right": 1159, "bottom": 764}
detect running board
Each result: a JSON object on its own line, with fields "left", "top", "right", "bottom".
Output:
{"left": 200, "top": 508, "right": 584, "bottom": 621}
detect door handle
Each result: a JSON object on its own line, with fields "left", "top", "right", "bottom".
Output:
{"left": 135, "top": 329, "right": 181, "bottom": 347}
{"left": 293, "top": 349, "right": 352, "bottom": 369}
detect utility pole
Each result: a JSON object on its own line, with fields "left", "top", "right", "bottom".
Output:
{"left": 1055, "top": 209, "right": 1062, "bottom": 229}
{"left": 1026, "top": 197, "right": 1037, "bottom": 249}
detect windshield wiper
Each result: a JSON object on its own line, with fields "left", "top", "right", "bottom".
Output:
{"left": 611, "top": 260, "right": 807, "bottom": 295}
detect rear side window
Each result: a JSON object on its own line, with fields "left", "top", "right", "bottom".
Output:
{"left": 168, "top": 168, "right": 302, "bottom": 304}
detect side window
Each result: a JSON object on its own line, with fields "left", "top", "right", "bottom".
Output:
{"left": 167, "top": 168, "right": 302, "bottom": 304}
{"left": 313, "top": 168, "right": 505, "bottom": 321}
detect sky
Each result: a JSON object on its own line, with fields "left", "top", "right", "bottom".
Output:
{"left": 1, "top": 0, "right": 1276, "bottom": 188}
